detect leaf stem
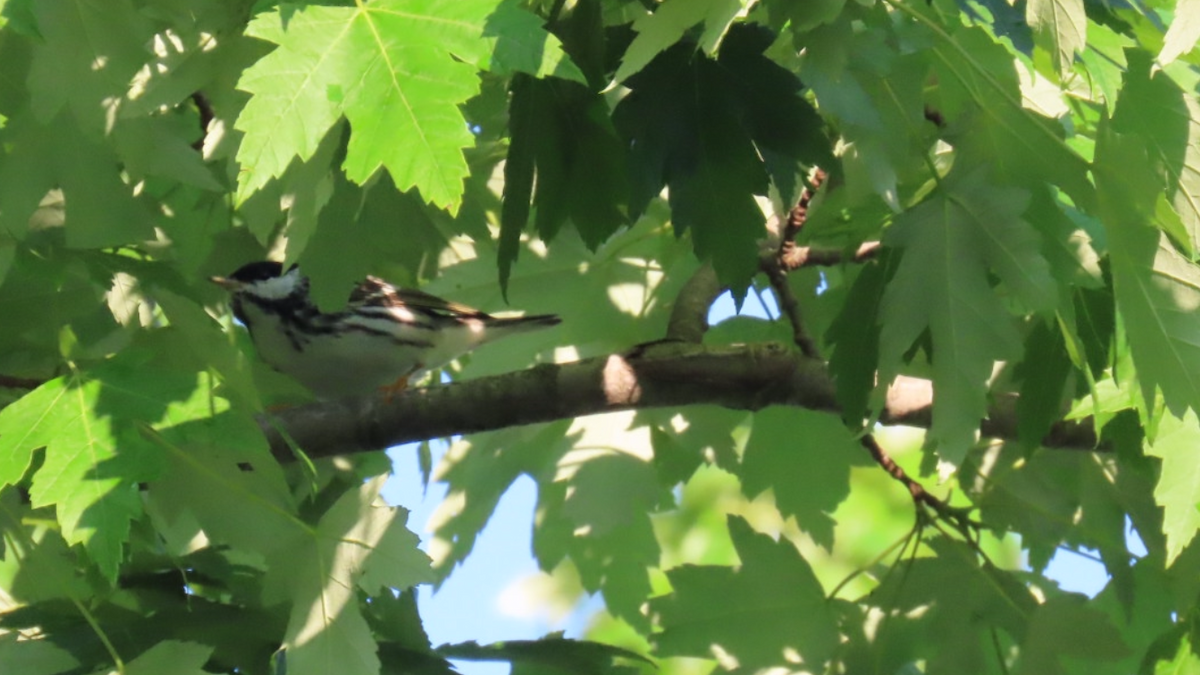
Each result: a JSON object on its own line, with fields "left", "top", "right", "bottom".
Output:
{"left": 826, "top": 528, "right": 917, "bottom": 600}
{"left": 75, "top": 597, "right": 126, "bottom": 674}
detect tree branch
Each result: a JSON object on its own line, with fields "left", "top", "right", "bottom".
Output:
{"left": 190, "top": 92, "right": 215, "bottom": 152}
{"left": 781, "top": 241, "right": 881, "bottom": 270}
{"left": 664, "top": 263, "right": 722, "bottom": 343}
{"left": 763, "top": 171, "right": 824, "bottom": 358}
{"left": 262, "top": 342, "right": 1099, "bottom": 460}
{"left": 763, "top": 260, "right": 820, "bottom": 357}
{"left": 858, "top": 433, "right": 979, "bottom": 535}
{"left": 0, "top": 374, "right": 46, "bottom": 389}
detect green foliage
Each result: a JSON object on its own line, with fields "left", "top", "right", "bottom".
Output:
{"left": 0, "top": 0, "right": 1200, "bottom": 674}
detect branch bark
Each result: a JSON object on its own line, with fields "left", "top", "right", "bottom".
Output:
{"left": 262, "top": 341, "right": 1099, "bottom": 460}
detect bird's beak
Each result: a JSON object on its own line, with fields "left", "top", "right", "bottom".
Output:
{"left": 209, "top": 275, "right": 241, "bottom": 291}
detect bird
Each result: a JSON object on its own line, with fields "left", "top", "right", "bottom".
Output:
{"left": 211, "top": 261, "right": 561, "bottom": 400}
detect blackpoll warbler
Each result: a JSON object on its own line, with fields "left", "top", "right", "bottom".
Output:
{"left": 211, "top": 261, "right": 560, "bottom": 399}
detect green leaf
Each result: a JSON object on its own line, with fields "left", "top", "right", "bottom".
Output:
{"left": 717, "top": 24, "right": 834, "bottom": 196}
{"left": 613, "top": 0, "right": 744, "bottom": 84}
{"left": 530, "top": 418, "right": 661, "bottom": 629}
{"left": 119, "top": 10, "right": 238, "bottom": 119}
{"left": 265, "top": 477, "right": 433, "bottom": 675}
{"left": 1157, "top": 0, "right": 1200, "bottom": 68}
{"left": 826, "top": 252, "right": 889, "bottom": 425}
{"left": 146, "top": 409, "right": 300, "bottom": 557}
{"left": 741, "top": 407, "right": 863, "bottom": 547}
{"left": 234, "top": 3, "right": 473, "bottom": 210}
{"left": 870, "top": 537, "right": 1036, "bottom": 673}
{"left": 652, "top": 516, "right": 838, "bottom": 670}
{"left": 500, "top": 76, "right": 629, "bottom": 274}
{"left": 1015, "top": 596, "right": 1128, "bottom": 675}
{"left": 614, "top": 42, "right": 769, "bottom": 294}
{"left": 1015, "top": 320, "right": 1072, "bottom": 451}
{"left": 235, "top": 0, "right": 581, "bottom": 211}
{"left": 880, "top": 169, "right": 1052, "bottom": 462}
{"left": 26, "top": 0, "right": 151, "bottom": 129}
{"left": 704, "top": 315, "right": 793, "bottom": 346}
{"left": 561, "top": 453, "right": 660, "bottom": 539}
{"left": 123, "top": 641, "right": 214, "bottom": 675}
{"left": 1145, "top": 409, "right": 1200, "bottom": 565}
{"left": 154, "top": 290, "right": 266, "bottom": 409}
{"left": 1111, "top": 53, "right": 1200, "bottom": 253}
{"left": 112, "top": 116, "right": 222, "bottom": 191}
{"left": 0, "top": 524, "right": 91, "bottom": 604}
{"left": 1151, "top": 632, "right": 1200, "bottom": 675}
{"left": 0, "top": 359, "right": 200, "bottom": 580}
{"left": 499, "top": 75, "right": 538, "bottom": 294}
{"left": 973, "top": 445, "right": 1079, "bottom": 570}
{"left": 1099, "top": 125, "right": 1200, "bottom": 418}
{"left": 0, "top": 112, "right": 155, "bottom": 246}
{"left": 767, "top": 0, "right": 846, "bottom": 32}
{"left": 1079, "top": 23, "right": 1132, "bottom": 114}
{"left": 481, "top": 0, "right": 586, "bottom": 82}
{"left": 0, "top": 632, "right": 78, "bottom": 675}
{"left": 921, "top": 18, "right": 1094, "bottom": 208}
{"left": 430, "top": 422, "right": 571, "bottom": 575}
{"left": 799, "top": 17, "right": 884, "bottom": 131}
{"left": 1026, "top": 0, "right": 1086, "bottom": 75}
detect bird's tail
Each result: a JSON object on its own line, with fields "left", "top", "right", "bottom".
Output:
{"left": 484, "top": 314, "right": 562, "bottom": 334}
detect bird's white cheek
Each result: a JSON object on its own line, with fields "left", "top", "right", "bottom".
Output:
{"left": 253, "top": 272, "right": 301, "bottom": 300}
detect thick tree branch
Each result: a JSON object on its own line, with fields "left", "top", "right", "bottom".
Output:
{"left": 262, "top": 342, "right": 1099, "bottom": 460}
{"left": 665, "top": 263, "right": 722, "bottom": 343}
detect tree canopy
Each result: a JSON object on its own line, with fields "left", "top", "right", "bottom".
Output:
{"left": 1, "top": 0, "right": 1200, "bottom": 673}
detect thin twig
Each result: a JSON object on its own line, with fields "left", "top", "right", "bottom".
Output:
{"left": 764, "top": 260, "right": 819, "bottom": 358}
{"left": 0, "top": 374, "right": 45, "bottom": 389}
{"left": 781, "top": 241, "right": 881, "bottom": 270}
{"left": 762, "top": 170, "right": 827, "bottom": 358}
{"left": 859, "top": 433, "right": 982, "bottom": 536}
{"left": 781, "top": 168, "right": 826, "bottom": 243}
{"left": 190, "top": 91, "right": 215, "bottom": 152}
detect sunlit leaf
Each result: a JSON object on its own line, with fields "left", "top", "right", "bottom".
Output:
{"left": 1157, "top": 0, "right": 1200, "bottom": 68}
{"left": 1145, "top": 409, "right": 1200, "bottom": 565}
{"left": 235, "top": 0, "right": 581, "bottom": 211}
{"left": 264, "top": 477, "right": 433, "bottom": 675}
{"left": 0, "top": 358, "right": 200, "bottom": 580}
{"left": 1026, "top": 0, "right": 1085, "bottom": 75}
{"left": 613, "top": 0, "right": 744, "bottom": 84}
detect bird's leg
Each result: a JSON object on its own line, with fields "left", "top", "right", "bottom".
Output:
{"left": 378, "top": 364, "right": 422, "bottom": 403}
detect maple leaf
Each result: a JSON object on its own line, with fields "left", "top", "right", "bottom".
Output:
{"left": 234, "top": 0, "right": 582, "bottom": 211}
{"left": 880, "top": 169, "right": 1055, "bottom": 463}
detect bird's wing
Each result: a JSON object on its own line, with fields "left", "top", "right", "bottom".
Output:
{"left": 349, "top": 277, "right": 492, "bottom": 320}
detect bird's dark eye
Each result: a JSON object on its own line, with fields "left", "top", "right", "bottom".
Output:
{"left": 228, "top": 261, "right": 285, "bottom": 283}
